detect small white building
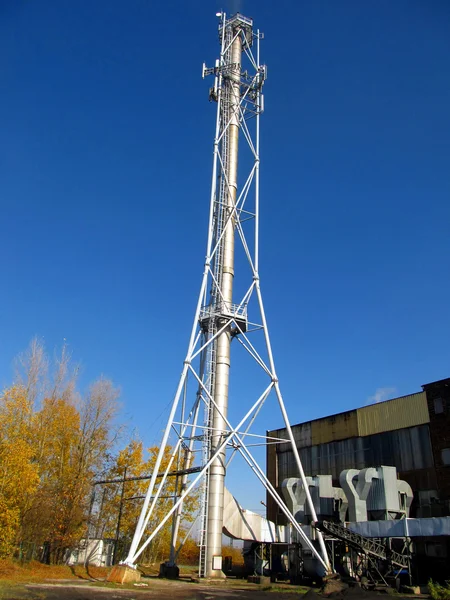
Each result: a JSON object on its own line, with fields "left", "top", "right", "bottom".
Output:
{"left": 67, "top": 538, "right": 114, "bottom": 567}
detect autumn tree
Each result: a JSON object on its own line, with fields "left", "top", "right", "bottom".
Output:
{"left": 26, "top": 378, "right": 120, "bottom": 562}
{"left": 0, "top": 386, "right": 39, "bottom": 557}
{"left": 93, "top": 439, "right": 148, "bottom": 562}
{"left": 0, "top": 338, "right": 205, "bottom": 567}
{"left": 23, "top": 396, "right": 82, "bottom": 558}
{"left": 0, "top": 339, "right": 122, "bottom": 563}
{"left": 96, "top": 442, "right": 198, "bottom": 565}
{"left": 15, "top": 337, "right": 49, "bottom": 407}
{"left": 176, "top": 536, "right": 200, "bottom": 565}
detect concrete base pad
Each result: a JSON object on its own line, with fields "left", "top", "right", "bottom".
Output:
{"left": 107, "top": 564, "right": 141, "bottom": 584}
{"left": 191, "top": 575, "right": 227, "bottom": 584}
{"left": 248, "top": 575, "right": 271, "bottom": 585}
{"left": 206, "top": 572, "right": 227, "bottom": 580}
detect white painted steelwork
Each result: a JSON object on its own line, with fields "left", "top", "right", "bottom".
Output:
{"left": 122, "top": 12, "right": 330, "bottom": 577}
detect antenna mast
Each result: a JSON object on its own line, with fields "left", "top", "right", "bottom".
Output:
{"left": 121, "top": 12, "right": 330, "bottom": 579}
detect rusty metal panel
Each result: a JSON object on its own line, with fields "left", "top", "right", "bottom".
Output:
{"left": 357, "top": 392, "right": 429, "bottom": 437}
{"left": 311, "top": 410, "right": 359, "bottom": 445}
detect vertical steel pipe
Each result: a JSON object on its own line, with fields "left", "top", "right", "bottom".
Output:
{"left": 205, "top": 25, "right": 242, "bottom": 578}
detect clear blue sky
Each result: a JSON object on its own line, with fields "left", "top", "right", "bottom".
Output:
{"left": 1, "top": 1, "right": 449, "bottom": 509}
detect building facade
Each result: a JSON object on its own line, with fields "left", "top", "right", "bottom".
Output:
{"left": 267, "top": 378, "right": 450, "bottom": 524}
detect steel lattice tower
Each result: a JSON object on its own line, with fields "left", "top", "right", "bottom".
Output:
{"left": 123, "top": 12, "right": 330, "bottom": 579}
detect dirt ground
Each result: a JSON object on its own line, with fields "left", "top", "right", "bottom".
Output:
{"left": 0, "top": 577, "right": 308, "bottom": 600}
{"left": 0, "top": 560, "right": 428, "bottom": 600}
{"left": 0, "top": 576, "right": 399, "bottom": 600}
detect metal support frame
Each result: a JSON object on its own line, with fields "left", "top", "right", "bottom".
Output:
{"left": 316, "top": 521, "right": 410, "bottom": 569}
{"left": 122, "top": 11, "right": 330, "bottom": 576}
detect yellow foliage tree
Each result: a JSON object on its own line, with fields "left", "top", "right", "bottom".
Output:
{"left": 23, "top": 379, "right": 121, "bottom": 562}
{"left": 96, "top": 442, "right": 198, "bottom": 565}
{"left": 23, "top": 396, "right": 82, "bottom": 559}
{"left": 0, "top": 339, "right": 121, "bottom": 563}
{"left": 0, "top": 386, "right": 39, "bottom": 557}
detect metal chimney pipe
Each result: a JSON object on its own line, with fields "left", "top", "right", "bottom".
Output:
{"left": 205, "top": 24, "right": 242, "bottom": 579}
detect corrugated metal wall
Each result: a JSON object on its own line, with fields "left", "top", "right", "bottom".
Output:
{"left": 293, "top": 422, "right": 312, "bottom": 448}
{"left": 357, "top": 392, "right": 429, "bottom": 437}
{"left": 311, "top": 410, "right": 358, "bottom": 445}
{"left": 278, "top": 391, "right": 430, "bottom": 451}
{"left": 276, "top": 424, "right": 434, "bottom": 483}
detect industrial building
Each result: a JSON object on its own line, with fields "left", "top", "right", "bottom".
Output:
{"left": 266, "top": 377, "right": 450, "bottom": 581}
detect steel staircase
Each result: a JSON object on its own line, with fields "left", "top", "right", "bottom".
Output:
{"left": 315, "top": 520, "right": 410, "bottom": 569}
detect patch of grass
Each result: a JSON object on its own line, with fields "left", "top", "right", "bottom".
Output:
{"left": 0, "top": 559, "right": 110, "bottom": 583}
{"left": 261, "top": 584, "right": 309, "bottom": 594}
{"left": 0, "top": 581, "right": 41, "bottom": 600}
{"left": 0, "top": 559, "right": 21, "bottom": 580}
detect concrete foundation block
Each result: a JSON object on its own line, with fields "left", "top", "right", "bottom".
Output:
{"left": 159, "top": 563, "right": 180, "bottom": 579}
{"left": 248, "top": 575, "right": 271, "bottom": 585}
{"left": 402, "top": 585, "right": 421, "bottom": 595}
{"left": 107, "top": 564, "right": 141, "bottom": 584}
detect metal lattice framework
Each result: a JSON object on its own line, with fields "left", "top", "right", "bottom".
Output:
{"left": 123, "top": 12, "right": 330, "bottom": 578}
{"left": 316, "top": 521, "right": 410, "bottom": 569}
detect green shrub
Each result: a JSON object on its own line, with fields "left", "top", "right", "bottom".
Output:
{"left": 428, "top": 580, "right": 450, "bottom": 600}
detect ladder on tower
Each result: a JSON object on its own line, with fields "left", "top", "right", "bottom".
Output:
{"left": 197, "top": 330, "right": 214, "bottom": 577}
